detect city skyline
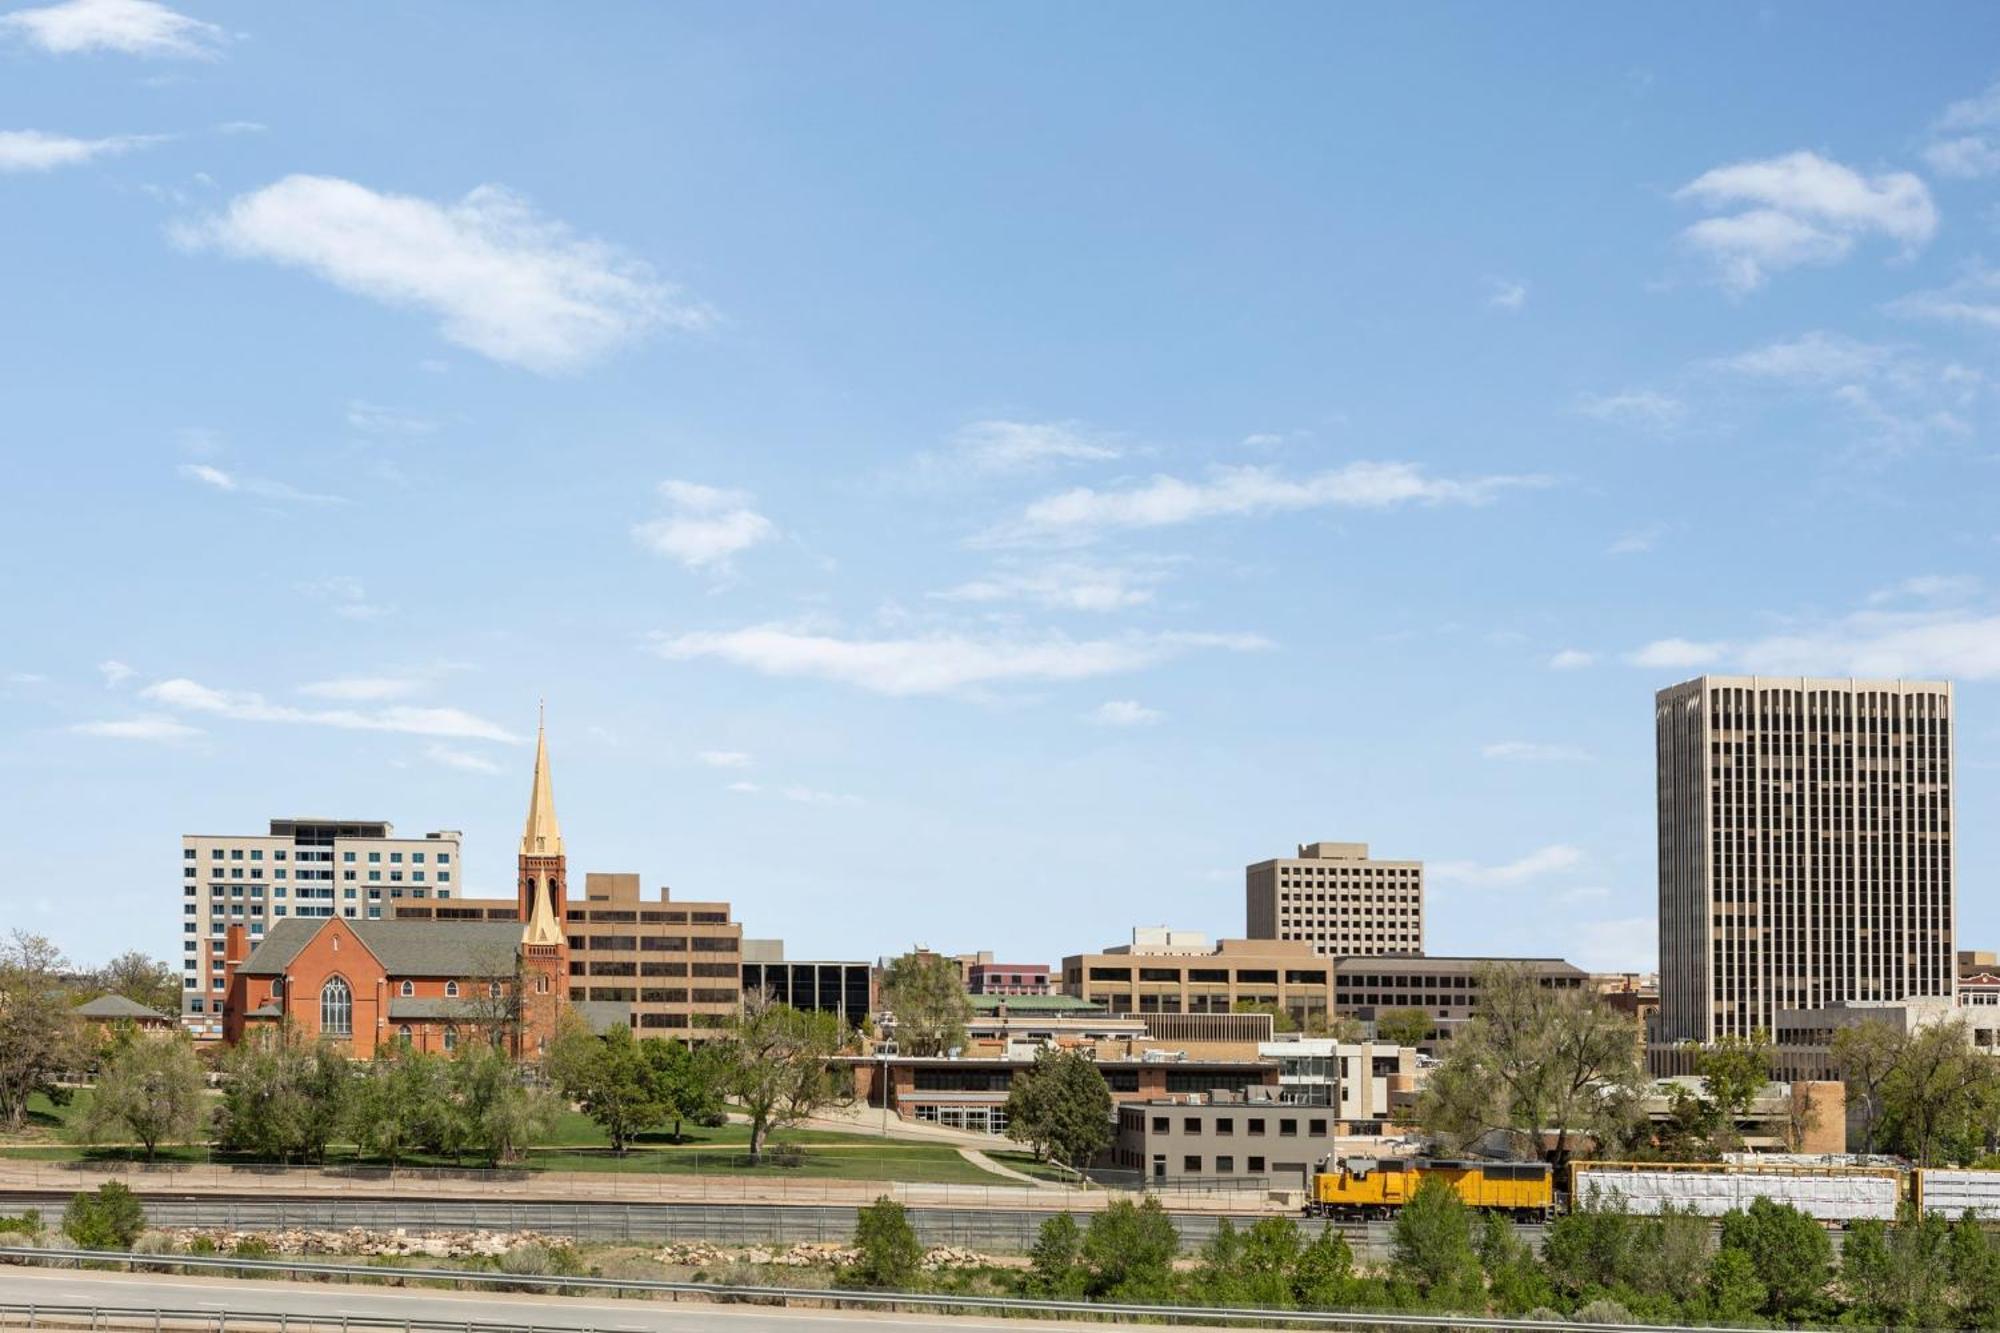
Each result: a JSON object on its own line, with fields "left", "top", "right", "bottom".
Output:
{"left": 6, "top": 4, "right": 2000, "bottom": 972}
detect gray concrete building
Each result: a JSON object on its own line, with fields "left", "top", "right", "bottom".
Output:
{"left": 1656, "top": 676, "right": 1955, "bottom": 1045}
{"left": 1246, "top": 842, "right": 1423, "bottom": 957}
{"left": 1112, "top": 1091, "right": 1338, "bottom": 1188}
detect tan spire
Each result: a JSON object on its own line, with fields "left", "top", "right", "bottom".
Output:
{"left": 520, "top": 702, "right": 563, "bottom": 858}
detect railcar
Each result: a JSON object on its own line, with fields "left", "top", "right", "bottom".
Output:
{"left": 1305, "top": 1156, "right": 1554, "bottom": 1219}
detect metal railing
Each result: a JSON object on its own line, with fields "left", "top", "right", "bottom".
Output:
{"left": 0, "top": 1248, "right": 1737, "bottom": 1333}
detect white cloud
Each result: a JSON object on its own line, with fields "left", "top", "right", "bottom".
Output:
{"left": 346, "top": 401, "right": 439, "bottom": 435}
{"left": 1574, "top": 390, "right": 1684, "bottom": 430}
{"left": 297, "top": 676, "right": 423, "bottom": 702}
{"left": 172, "top": 175, "right": 704, "bottom": 373}
{"left": 297, "top": 576, "right": 391, "bottom": 621}
{"left": 1736, "top": 609, "right": 2000, "bottom": 680}
{"left": 631, "top": 480, "right": 776, "bottom": 572}
{"left": 985, "top": 462, "right": 1544, "bottom": 545}
{"left": 176, "top": 462, "right": 343, "bottom": 505}
{"left": 1925, "top": 82, "right": 2000, "bottom": 179}
{"left": 932, "top": 560, "right": 1166, "bottom": 612}
{"left": 1674, "top": 151, "right": 1936, "bottom": 291}
{"left": 697, "top": 750, "right": 752, "bottom": 769}
{"left": 1627, "top": 638, "right": 1728, "bottom": 670}
{"left": 1432, "top": 844, "right": 1584, "bottom": 887}
{"left": 0, "top": 130, "right": 158, "bottom": 172}
{"left": 1547, "top": 649, "right": 1596, "bottom": 671}
{"left": 1487, "top": 277, "right": 1528, "bottom": 310}
{"left": 422, "top": 743, "right": 502, "bottom": 775}
{"left": 71, "top": 715, "right": 200, "bottom": 742}
{"left": 5, "top": 672, "right": 47, "bottom": 686}
{"left": 97, "top": 659, "right": 135, "bottom": 688}
{"left": 650, "top": 625, "right": 1267, "bottom": 698}
{"left": 1868, "top": 574, "right": 1981, "bottom": 607}
{"left": 0, "top": 0, "right": 223, "bottom": 58}
{"left": 141, "top": 677, "right": 519, "bottom": 741}
{"left": 1088, "top": 699, "right": 1163, "bottom": 727}
{"left": 1717, "top": 330, "right": 1894, "bottom": 384}
{"left": 1480, "top": 741, "right": 1591, "bottom": 762}
{"left": 947, "top": 420, "right": 1121, "bottom": 473}
{"left": 1607, "top": 523, "right": 1667, "bottom": 556}
{"left": 781, "top": 785, "right": 861, "bottom": 807}
{"left": 1889, "top": 264, "right": 2000, "bottom": 333}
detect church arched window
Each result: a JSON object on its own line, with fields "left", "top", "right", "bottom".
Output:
{"left": 320, "top": 976, "right": 352, "bottom": 1037}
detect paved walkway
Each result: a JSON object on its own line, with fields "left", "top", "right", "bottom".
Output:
{"left": 953, "top": 1148, "right": 1055, "bottom": 1189}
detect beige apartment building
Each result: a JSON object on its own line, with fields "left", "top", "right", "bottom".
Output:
{"left": 1061, "top": 933, "right": 1333, "bottom": 1028}
{"left": 1246, "top": 841, "right": 1424, "bottom": 956}
{"left": 180, "top": 819, "right": 462, "bottom": 1031}
{"left": 1656, "top": 676, "right": 1955, "bottom": 1046}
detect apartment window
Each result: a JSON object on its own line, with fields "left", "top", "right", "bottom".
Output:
{"left": 320, "top": 977, "right": 352, "bottom": 1036}
{"left": 230, "top": 849, "right": 243, "bottom": 860}
{"left": 439, "top": 872, "right": 452, "bottom": 883}
{"left": 412, "top": 872, "right": 425, "bottom": 883}
{"left": 368, "top": 852, "right": 381, "bottom": 863}
{"left": 369, "top": 872, "right": 381, "bottom": 882}
{"left": 413, "top": 852, "right": 425, "bottom": 864}
{"left": 390, "top": 852, "right": 403, "bottom": 863}
{"left": 184, "top": 849, "right": 196, "bottom": 860}
{"left": 438, "top": 854, "right": 451, "bottom": 865}
{"left": 183, "top": 867, "right": 195, "bottom": 879}
{"left": 212, "top": 850, "right": 223, "bottom": 860}
{"left": 249, "top": 850, "right": 262, "bottom": 861}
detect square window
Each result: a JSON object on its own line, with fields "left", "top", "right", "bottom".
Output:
{"left": 1248, "top": 1120, "right": 1266, "bottom": 1136}
{"left": 1280, "top": 1119, "right": 1298, "bottom": 1137}
{"left": 1183, "top": 1155, "right": 1201, "bottom": 1173}
{"left": 438, "top": 854, "right": 451, "bottom": 865}
{"left": 1249, "top": 1156, "right": 1265, "bottom": 1173}
{"left": 1216, "top": 1156, "right": 1235, "bottom": 1173}
{"left": 1183, "top": 1117, "right": 1200, "bottom": 1135}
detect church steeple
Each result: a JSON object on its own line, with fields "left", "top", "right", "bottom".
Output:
{"left": 521, "top": 701, "right": 563, "bottom": 858}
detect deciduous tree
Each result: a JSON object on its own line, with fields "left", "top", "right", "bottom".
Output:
{"left": 88, "top": 952, "right": 179, "bottom": 1018}
{"left": 720, "top": 992, "right": 848, "bottom": 1162}
{"left": 213, "top": 1025, "right": 350, "bottom": 1163}
{"left": 0, "top": 932, "right": 83, "bottom": 1130}
{"left": 1376, "top": 1007, "right": 1434, "bottom": 1049}
{"left": 79, "top": 1032, "right": 205, "bottom": 1160}
{"left": 546, "top": 1018, "right": 662, "bottom": 1154}
{"left": 1003, "top": 1046, "right": 1112, "bottom": 1172}
{"left": 879, "top": 952, "right": 971, "bottom": 1057}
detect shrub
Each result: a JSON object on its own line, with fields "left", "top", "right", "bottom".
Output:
{"left": 0, "top": 1211, "right": 40, "bottom": 1237}
{"left": 843, "top": 1196, "right": 923, "bottom": 1290}
{"left": 498, "top": 1243, "right": 552, "bottom": 1291}
{"left": 62, "top": 1182, "right": 146, "bottom": 1250}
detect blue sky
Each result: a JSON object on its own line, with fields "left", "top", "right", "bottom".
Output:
{"left": 5, "top": 2, "right": 2000, "bottom": 975}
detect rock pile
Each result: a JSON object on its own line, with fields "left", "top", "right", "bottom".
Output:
{"left": 160, "top": 1227, "right": 568, "bottom": 1259}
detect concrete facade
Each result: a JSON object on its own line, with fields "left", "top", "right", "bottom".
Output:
{"left": 1112, "top": 1093, "right": 1338, "bottom": 1188}
{"left": 1656, "top": 676, "right": 1956, "bottom": 1045}
{"left": 1061, "top": 936, "right": 1333, "bottom": 1028}
{"left": 851, "top": 1054, "right": 1279, "bottom": 1136}
{"left": 1328, "top": 955, "right": 1589, "bottom": 1044}
{"left": 1246, "top": 841, "right": 1424, "bottom": 957}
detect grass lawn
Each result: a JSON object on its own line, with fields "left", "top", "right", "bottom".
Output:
{"left": 986, "top": 1150, "right": 1084, "bottom": 1184}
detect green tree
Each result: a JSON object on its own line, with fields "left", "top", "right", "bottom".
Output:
{"left": 1192, "top": 1217, "right": 1245, "bottom": 1305}
{"left": 450, "top": 1041, "right": 557, "bottom": 1165}
{"left": 1237, "top": 1217, "right": 1304, "bottom": 1309}
{"left": 1540, "top": 1193, "right": 1637, "bottom": 1304}
{"left": 1376, "top": 1007, "right": 1434, "bottom": 1049}
{"left": 1292, "top": 1227, "right": 1356, "bottom": 1309}
{"left": 842, "top": 1195, "right": 923, "bottom": 1290}
{"left": 546, "top": 1019, "right": 663, "bottom": 1154}
{"left": 1390, "top": 1173, "right": 1483, "bottom": 1309}
{"left": 644, "top": 1037, "right": 724, "bottom": 1142}
{"left": 1717, "top": 1196, "right": 1832, "bottom": 1324}
{"left": 1003, "top": 1046, "right": 1113, "bottom": 1172}
{"left": 345, "top": 1040, "right": 450, "bottom": 1165}
{"left": 1232, "top": 1000, "right": 1298, "bottom": 1034}
{"left": 720, "top": 992, "right": 849, "bottom": 1162}
{"left": 1841, "top": 1207, "right": 1951, "bottom": 1329}
{"left": 1413, "top": 962, "right": 1641, "bottom": 1161}
{"left": 88, "top": 952, "right": 180, "bottom": 1018}
{"left": 1702, "top": 1247, "right": 1767, "bottom": 1326}
{"left": 78, "top": 1031, "right": 205, "bottom": 1160}
{"left": 1078, "top": 1197, "right": 1178, "bottom": 1301}
{"left": 213, "top": 1025, "right": 350, "bottom": 1163}
{"left": 1832, "top": 1018, "right": 1905, "bottom": 1155}
{"left": 1477, "top": 1210, "right": 1550, "bottom": 1314}
{"left": 61, "top": 1181, "right": 145, "bottom": 1250}
{"left": 879, "top": 952, "right": 971, "bottom": 1057}
{"left": 1880, "top": 1018, "right": 2000, "bottom": 1167}
{"left": 0, "top": 932, "right": 83, "bottom": 1130}
{"left": 1950, "top": 1211, "right": 2000, "bottom": 1331}
{"left": 1025, "top": 1212, "right": 1084, "bottom": 1298}
{"left": 1690, "top": 1030, "right": 1772, "bottom": 1151}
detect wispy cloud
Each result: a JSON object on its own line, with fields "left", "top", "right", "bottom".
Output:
{"left": 1432, "top": 844, "right": 1584, "bottom": 887}
{"left": 422, "top": 743, "right": 502, "bottom": 775}
{"left": 1674, "top": 150, "right": 1936, "bottom": 292}
{"left": 177, "top": 462, "right": 343, "bottom": 505}
{"left": 631, "top": 480, "right": 776, "bottom": 572}
{"left": 0, "top": 129, "right": 159, "bottom": 172}
{"left": 1088, "top": 699, "right": 1163, "bottom": 727}
{"left": 932, "top": 559, "right": 1168, "bottom": 612}
{"left": 1574, "top": 390, "right": 1684, "bottom": 430}
{"left": 650, "top": 625, "right": 1268, "bottom": 698}
{"left": 1627, "top": 638, "right": 1728, "bottom": 670}
{"left": 0, "top": 0, "right": 224, "bottom": 58}
{"left": 297, "top": 676, "right": 423, "bottom": 702}
{"left": 297, "top": 576, "right": 392, "bottom": 621}
{"left": 71, "top": 715, "right": 201, "bottom": 742}
{"left": 1717, "top": 330, "right": 1894, "bottom": 383}
{"left": 1547, "top": 649, "right": 1596, "bottom": 671}
{"left": 1925, "top": 81, "right": 2000, "bottom": 179}
{"left": 697, "top": 750, "right": 752, "bottom": 769}
{"left": 97, "top": 659, "right": 136, "bottom": 688}
{"left": 171, "top": 176, "right": 706, "bottom": 373}
{"left": 1487, "top": 277, "right": 1528, "bottom": 310}
{"left": 141, "top": 677, "right": 519, "bottom": 741}
{"left": 983, "top": 462, "right": 1545, "bottom": 546}
{"left": 1481, "top": 741, "right": 1591, "bottom": 763}
{"left": 346, "top": 401, "right": 439, "bottom": 436}
{"left": 1607, "top": 523, "right": 1668, "bottom": 556}
{"left": 780, "top": 785, "right": 861, "bottom": 807}
{"left": 1889, "top": 263, "right": 2000, "bottom": 333}
{"left": 942, "top": 420, "right": 1121, "bottom": 474}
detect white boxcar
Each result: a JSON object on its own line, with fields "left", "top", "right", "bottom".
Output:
{"left": 1918, "top": 1169, "right": 2000, "bottom": 1219}
{"left": 1571, "top": 1165, "right": 1899, "bottom": 1221}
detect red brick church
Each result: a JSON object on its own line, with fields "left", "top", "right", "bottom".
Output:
{"left": 221, "top": 712, "right": 571, "bottom": 1058}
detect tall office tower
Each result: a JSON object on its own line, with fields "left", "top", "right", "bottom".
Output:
{"left": 1656, "top": 676, "right": 1955, "bottom": 1045}
{"left": 179, "top": 819, "right": 462, "bottom": 1027}
{"left": 1245, "top": 842, "right": 1425, "bottom": 956}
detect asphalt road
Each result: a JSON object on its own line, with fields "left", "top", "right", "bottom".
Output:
{"left": 0, "top": 1267, "right": 1275, "bottom": 1333}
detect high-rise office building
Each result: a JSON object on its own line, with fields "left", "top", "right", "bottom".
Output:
{"left": 179, "top": 819, "right": 462, "bottom": 1028}
{"left": 1656, "top": 676, "right": 1955, "bottom": 1045}
{"left": 1245, "top": 842, "right": 1424, "bottom": 956}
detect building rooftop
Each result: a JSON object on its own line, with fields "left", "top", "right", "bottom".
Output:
{"left": 968, "top": 993, "right": 1103, "bottom": 1014}
{"left": 74, "top": 993, "right": 173, "bottom": 1022}
{"left": 236, "top": 919, "right": 525, "bottom": 978}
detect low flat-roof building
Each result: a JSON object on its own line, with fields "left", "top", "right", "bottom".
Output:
{"left": 1113, "top": 1091, "right": 1338, "bottom": 1189}
{"left": 741, "top": 940, "right": 873, "bottom": 1026}
{"left": 850, "top": 1054, "right": 1279, "bottom": 1137}
{"left": 1328, "top": 955, "right": 1588, "bottom": 1045}
{"left": 1062, "top": 935, "right": 1333, "bottom": 1029}
{"left": 1260, "top": 1038, "right": 1415, "bottom": 1130}
{"left": 966, "top": 962, "right": 1052, "bottom": 996}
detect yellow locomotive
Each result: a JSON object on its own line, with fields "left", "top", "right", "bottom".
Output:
{"left": 1306, "top": 1156, "right": 1555, "bottom": 1219}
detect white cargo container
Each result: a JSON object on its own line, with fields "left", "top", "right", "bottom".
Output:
{"left": 1571, "top": 1164, "right": 1899, "bottom": 1221}
{"left": 1917, "top": 1169, "right": 2000, "bottom": 1219}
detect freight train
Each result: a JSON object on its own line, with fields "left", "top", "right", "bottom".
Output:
{"left": 1305, "top": 1156, "right": 2000, "bottom": 1224}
